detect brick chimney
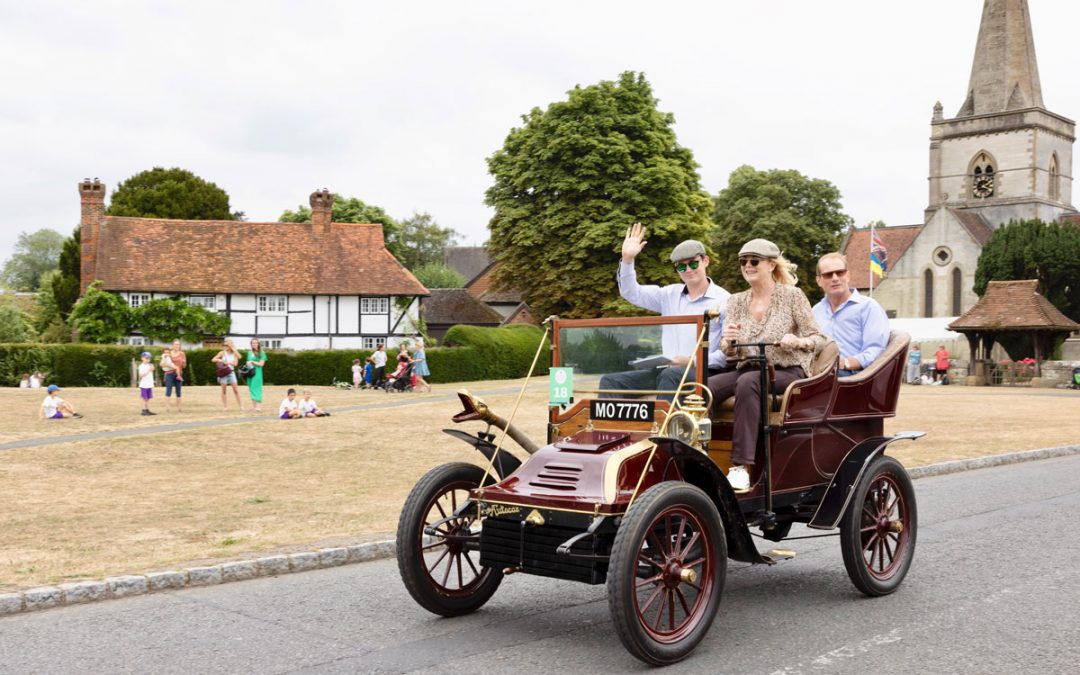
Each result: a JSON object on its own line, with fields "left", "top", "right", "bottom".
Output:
{"left": 310, "top": 188, "right": 333, "bottom": 235}
{"left": 79, "top": 178, "right": 106, "bottom": 294}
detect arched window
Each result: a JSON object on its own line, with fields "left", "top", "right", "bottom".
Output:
{"left": 1050, "top": 154, "right": 1060, "bottom": 201}
{"left": 924, "top": 269, "right": 934, "bottom": 317}
{"left": 970, "top": 152, "right": 996, "bottom": 198}
{"left": 952, "top": 268, "right": 963, "bottom": 316}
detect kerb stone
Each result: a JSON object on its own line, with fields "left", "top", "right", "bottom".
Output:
{"left": 319, "top": 547, "right": 348, "bottom": 567}
{"left": 107, "top": 575, "right": 149, "bottom": 598}
{"left": 256, "top": 555, "right": 290, "bottom": 576}
{"left": 187, "top": 566, "right": 223, "bottom": 586}
{"left": 0, "top": 593, "right": 24, "bottom": 615}
{"left": 60, "top": 581, "right": 108, "bottom": 604}
{"left": 24, "top": 587, "right": 62, "bottom": 611}
{"left": 147, "top": 571, "right": 186, "bottom": 592}
{"left": 221, "top": 561, "right": 258, "bottom": 583}
{"left": 289, "top": 551, "right": 320, "bottom": 572}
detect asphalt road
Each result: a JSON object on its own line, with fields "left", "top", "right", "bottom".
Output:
{"left": 2, "top": 454, "right": 1078, "bottom": 674}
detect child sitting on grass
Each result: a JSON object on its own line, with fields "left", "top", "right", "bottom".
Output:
{"left": 278, "top": 388, "right": 303, "bottom": 419}
{"left": 299, "top": 389, "right": 331, "bottom": 417}
{"left": 137, "top": 351, "right": 157, "bottom": 416}
{"left": 39, "top": 384, "right": 82, "bottom": 419}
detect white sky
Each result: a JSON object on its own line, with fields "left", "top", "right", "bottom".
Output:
{"left": 1, "top": 1, "right": 1077, "bottom": 264}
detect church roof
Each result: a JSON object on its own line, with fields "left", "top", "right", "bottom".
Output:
{"left": 94, "top": 217, "right": 428, "bottom": 296}
{"left": 841, "top": 225, "right": 923, "bottom": 290}
{"left": 420, "top": 288, "right": 504, "bottom": 326}
{"left": 956, "top": 0, "right": 1044, "bottom": 117}
{"left": 947, "top": 209, "right": 995, "bottom": 246}
{"left": 948, "top": 280, "right": 1079, "bottom": 332}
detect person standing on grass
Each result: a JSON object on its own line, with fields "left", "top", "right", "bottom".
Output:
{"left": 363, "top": 356, "right": 374, "bottom": 389}
{"left": 934, "top": 345, "right": 950, "bottom": 384}
{"left": 137, "top": 352, "right": 157, "bottom": 416}
{"left": 352, "top": 358, "right": 363, "bottom": 390}
{"left": 371, "top": 344, "right": 388, "bottom": 388}
{"left": 411, "top": 339, "right": 432, "bottom": 392}
{"left": 212, "top": 338, "right": 245, "bottom": 410}
{"left": 161, "top": 339, "right": 186, "bottom": 412}
{"left": 246, "top": 338, "right": 267, "bottom": 412}
{"left": 907, "top": 344, "right": 922, "bottom": 384}
{"left": 39, "top": 384, "right": 82, "bottom": 419}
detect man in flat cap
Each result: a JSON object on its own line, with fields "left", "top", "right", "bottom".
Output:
{"left": 599, "top": 223, "right": 730, "bottom": 396}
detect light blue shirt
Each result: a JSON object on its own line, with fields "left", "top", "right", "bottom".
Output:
{"left": 617, "top": 262, "right": 730, "bottom": 369}
{"left": 812, "top": 289, "right": 890, "bottom": 369}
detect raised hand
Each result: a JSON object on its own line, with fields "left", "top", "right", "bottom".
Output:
{"left": 621, "top": 222, "right": 648, "bottom": 263}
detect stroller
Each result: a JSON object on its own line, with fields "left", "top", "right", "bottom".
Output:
{"left": 382, "top": 360, "right": 414, "bottom": 393}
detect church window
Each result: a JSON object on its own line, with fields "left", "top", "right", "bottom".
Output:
{"left": 1050, "top": 154, "right": 1060, "bottom": 201}
{"left": 923, "top": 269, "right": 934, "bottom": 318}
{"left": 951, "top": 268, "right": 963, "bottom": 316}
{"left": 971, "top": 152, "right": 996, "bottom": 198}
{"left": 932, "top": 246, "right": 952, "bottom": 266}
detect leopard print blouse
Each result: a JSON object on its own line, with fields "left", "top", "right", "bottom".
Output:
{"left": 722, "top": 283, "right": 825, "bottom": 373}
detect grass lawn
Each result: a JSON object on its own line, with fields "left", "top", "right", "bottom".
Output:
{"left": 1, "top": 381, "right": 1077, "bottom": 591}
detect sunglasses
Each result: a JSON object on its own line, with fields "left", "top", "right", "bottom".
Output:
{"left": 818, "top": 269, "right": 847, "bottom": 279}
{"left": 738, "top": 257, "right": 762, "bottom": 267}
{"left": 674, "top": 259, "right": 701, "bottom": 273}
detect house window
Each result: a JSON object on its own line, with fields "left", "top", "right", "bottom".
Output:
{"left": 362, "top": 337, "right": 379, "bottom": 349}
{"left": 119, "top": 336, "right": 150, "bottom": 346}
{"left": 257, "top": 295, "right": 287, "bottom": 313}
{"left": 951, "top": 268, "right": 963, "bottom": 316}
{"left": 129, "top": 293, "right": 151, "bottom": 308}
{"left": 264, "top": 339, "right": 283, "bottom": 349}
{"left": 188, "top": 295, "right": 216, "bottom": 310}
{"left": 923, "top": 269, "right": 934, "bottom": 318}
{"left": 361, "top": 297, "right": 390, "bottom": 314}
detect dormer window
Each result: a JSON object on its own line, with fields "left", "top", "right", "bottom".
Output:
{"left": 971, "top": 153, "right": 995, "bottom": 198}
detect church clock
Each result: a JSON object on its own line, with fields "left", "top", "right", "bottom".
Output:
{"left": 972, "top": 174, "right": 994, "bottom": 198}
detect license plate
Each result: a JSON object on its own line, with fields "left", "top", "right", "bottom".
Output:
{"left": 590, "top": 400, "right": 655, "bottom": 422}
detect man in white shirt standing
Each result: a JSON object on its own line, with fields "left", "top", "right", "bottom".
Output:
{"left": 600, "top": 223, "right": 730, "bottom": 397}
{"left": 371, "top": 345, "right": 388, "bottom": 389}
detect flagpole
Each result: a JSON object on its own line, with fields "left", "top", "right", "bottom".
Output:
{"left": 869, "top": 222, "right": 875, "bottom": 299}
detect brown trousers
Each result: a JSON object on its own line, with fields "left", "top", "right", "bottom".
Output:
{"left": 707, "top": 366, "right": 805, "bottom": 466}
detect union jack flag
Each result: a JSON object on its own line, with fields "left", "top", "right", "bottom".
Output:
{"left": 870, "top": 231, "right": 888, "bottom": 278}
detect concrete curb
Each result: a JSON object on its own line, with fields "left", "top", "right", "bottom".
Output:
{"left": 3, "top": 444, "right": 1078, "bottom": 617}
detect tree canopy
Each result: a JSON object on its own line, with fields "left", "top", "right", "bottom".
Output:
{"left": 395, "top": 212, "right": 460, "bottom": 270}
{"left": 412, "top": 262, "right": 466, "bottom": 289}
{"left": 0, "top": 304, "right": 35, "bottom": 342}
{"left": 485, "top": 71, "right": 713, "bottom": 318}
{"left": 279, "top": 195, "right": 404, "bottom": 259}
{"left": 710, "top": 165, "right": 852, "bottom": 303}
{"left": 1, "top": 228, "right": 66, "bottom": 291}
{"left": 69, "top": 283, "right": 132, "bottom": 344}
{"left": 134, "top": 298, "right": 231, "bottom": 343}
{"left": 107, "top": 167, "right": 237, "bottom": 220}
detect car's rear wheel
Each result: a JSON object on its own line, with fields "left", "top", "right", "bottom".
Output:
{"left": 840, "top": 455, "right": 917, "bottom": 596}
{"left": 607, "top": 482, "right": 726, "bottom": 666}
{"left": 396, "top": 462, "right": 503, "bottom": 616}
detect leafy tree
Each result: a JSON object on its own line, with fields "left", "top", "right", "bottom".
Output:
{"left": 486, "top": 71, "right": 713, "bottom": 318}
{"left": 133, "top": 297, "right": 231, "bottom": 343}
{"left": 51, "top": 227, "right": 81, "bottom": 320}
{"left": 69, "top": 283, "right": 132, "bottom": 344}
{"left": 710, "top": 165, "right": 852, "bottom": 303}
{"left": 974, "top": 218, "right": 1080, "bottom": 359}
{"left": 395, "top": 212, "right": 460, "bottom": 269}
{"left": 280, "top": 195, "right": 403, "bottom": 259}
{"left": 107, "top": 167, "right": 236, "bottom": 220}
{"left": 0, "top": 304, "right": 35, "bottom": 342}
{"left": 412, "top": 262, "right": 466, "bottom": 289}
{"left": 1, "top": 228, "right": 66, "bottom": 291}
{"left": 33, "top": 270, "right": 61, "bottom": 334}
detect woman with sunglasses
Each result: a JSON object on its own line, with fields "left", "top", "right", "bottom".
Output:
{"left": 708, "top": 238, "right": 824, "bottom": 491}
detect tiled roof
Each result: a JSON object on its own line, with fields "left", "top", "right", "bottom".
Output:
{"left": 466, "top": 261, "right": 523, "bottom": 303}
{"left": 947, "top": 209, "right": 994, "bottom": 246}
{"left": 841, "top": 224, "right": 923, "bottom": 289}
{"left": 1060, "top": 213, "right": 1080, "bottom": 226}
{"left": 500, "top": 302, "right": 539, "bottom": 326}
{"left": 421, "top": 289, "right": 504, "bottom": 325}
{"left": 95, "top": 217, "right": 427, "bottom": 296}
{"left": 443, "top": 246, "right": 491, "bottom": 284}
{"left": 948, "top": 280, "right": 1080, "bottom": 332}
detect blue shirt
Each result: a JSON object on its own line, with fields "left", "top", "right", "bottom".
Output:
{"left": 617, "top": 262, "right": 730, "bottom": 369}
{"left": 812, "top": 289, "right": 890, "bottom": 369}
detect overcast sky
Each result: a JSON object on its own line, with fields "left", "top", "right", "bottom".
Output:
{"left": 1, "top": 0, "right": 1077, "bottom": 265}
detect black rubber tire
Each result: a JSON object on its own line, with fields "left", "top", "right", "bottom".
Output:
{"left": 840, "top": 454, "right": 917, "bottom": 596}
{"left": 396, "top": 462, "right": 503, "bottom": 616}
{"left": 607, "top": 482, "right": 726, "bottom": 666}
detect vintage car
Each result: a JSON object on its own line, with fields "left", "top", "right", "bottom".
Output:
{"left": 397, "top": 313, "right": 920, "bottom": 665}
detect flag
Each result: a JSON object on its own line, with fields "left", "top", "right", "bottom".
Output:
{"left": 870, "top": 230, "right": 888, "bottom": 278}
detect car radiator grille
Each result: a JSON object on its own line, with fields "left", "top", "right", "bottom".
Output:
{"left": 480, "top": 517, "right": 607, "bottom": 585}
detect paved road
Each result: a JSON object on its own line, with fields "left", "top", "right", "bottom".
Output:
{"left": 2, "top": 455, "right": 1078, "bottom": 674}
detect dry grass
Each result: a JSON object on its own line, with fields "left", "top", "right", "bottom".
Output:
{"left": 1, "top": 382, "right": 1077, "bottom": 591}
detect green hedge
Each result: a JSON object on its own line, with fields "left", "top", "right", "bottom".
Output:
{"left": 0, "top": 324, "right": 551, "bottom": 387}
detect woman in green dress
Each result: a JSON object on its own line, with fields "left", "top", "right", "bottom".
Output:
{"left": 246, "top": 338, "right": 268, "bottom": 412}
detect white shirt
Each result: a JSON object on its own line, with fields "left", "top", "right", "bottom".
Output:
{"left": 42, "top": 394, "right": 63, "bottom": 417}
{"left": 299, "top": 398, "right": 319, "bottom": 414}
{"left": 19, "top": 379, "right": 29, "bottom": 388}
{"left": 29, "top": 376, "right": 41, "bottom": 388}
{"left": 138, "top": 362, "right": 154, "bottom": 388}
{"left": 372, "top": 350, "right": 387, "bottom": 368}
{"left": 278, "top": 398, "right": 299, "bottom": 416}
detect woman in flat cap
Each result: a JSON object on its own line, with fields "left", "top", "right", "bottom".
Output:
{"left": 708, "top": 238, "right": 824, "bottom": 492}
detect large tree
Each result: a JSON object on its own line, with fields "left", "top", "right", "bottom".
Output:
{"left": 1, "top": 228, "right": 66, "bottom": 291}
{"left": 69, "top": 283, "right": 132, "bottom": 344}
{"left": 412, "top": 262, "right": 466, "bottom": 289}
{"left": 107, "top": 167, "right": 237, "bottom": 220}
{"left": 279, "top": 195, "right": 403, "bottom": 259}
{"left": 486, "top": 71, "right": 713, "bottom": 318}
{"left": 395, "top": 212, "right": 460, "bottom": 270}
{"left": 710, "top": 165, "right": 852, "bottom": 303}
{"left": 50, "top": 227, "right": 81, "bottom": 321}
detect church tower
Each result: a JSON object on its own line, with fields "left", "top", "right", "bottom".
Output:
{"left": 926, "top": 0, "right": 1075, "bottom": 226}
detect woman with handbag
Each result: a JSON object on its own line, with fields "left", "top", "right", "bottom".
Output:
{"left": 244, "top": 338, "right": 268, "bottom": 412}
{"left": 212, "top": 338, "right": 245, "bottom": 410}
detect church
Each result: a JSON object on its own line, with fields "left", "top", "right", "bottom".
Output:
{"left": 842, "top": 0, "right": 1077, "bottom": 320}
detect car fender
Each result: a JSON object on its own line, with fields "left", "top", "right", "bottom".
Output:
{"left": 650, "top": 437, "right": 774, "bottom": 565}
{"left": 807, "top": 431, "right": 924, "bottom": 530}
{"left": 441, "top": 428, "right": 522, "bottom": 480}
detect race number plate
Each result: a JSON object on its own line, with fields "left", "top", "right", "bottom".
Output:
{"left": 589, "top": 400, "right": 655, "bottom": 423}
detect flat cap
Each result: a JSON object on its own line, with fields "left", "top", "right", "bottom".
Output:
{"left": 669, "top": 239, "right": 707, "bottom": 262}
{"left": 738, "top": 238, "right": 781, "bottom": 259}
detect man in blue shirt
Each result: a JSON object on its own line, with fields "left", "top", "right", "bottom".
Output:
{"left": 599, "top": 223, "right": 730, "bottom": 396}
{"left": 812, "top": 252, "right": 890, "bottom": 377}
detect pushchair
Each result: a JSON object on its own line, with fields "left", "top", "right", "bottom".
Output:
{"left": 382, "top": 360, "right": 414, "bottom": 393}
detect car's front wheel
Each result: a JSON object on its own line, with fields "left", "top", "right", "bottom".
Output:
{"left": 607, "top": 482, "right": 726, "bottom": 666}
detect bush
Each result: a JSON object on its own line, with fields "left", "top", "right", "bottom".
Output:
{"left": 0, "top": 324, "right": 550, "bottom": 387}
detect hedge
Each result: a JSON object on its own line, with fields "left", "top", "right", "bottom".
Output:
{"left": 0, "top": 324, "right": 551, "bottom": 388}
